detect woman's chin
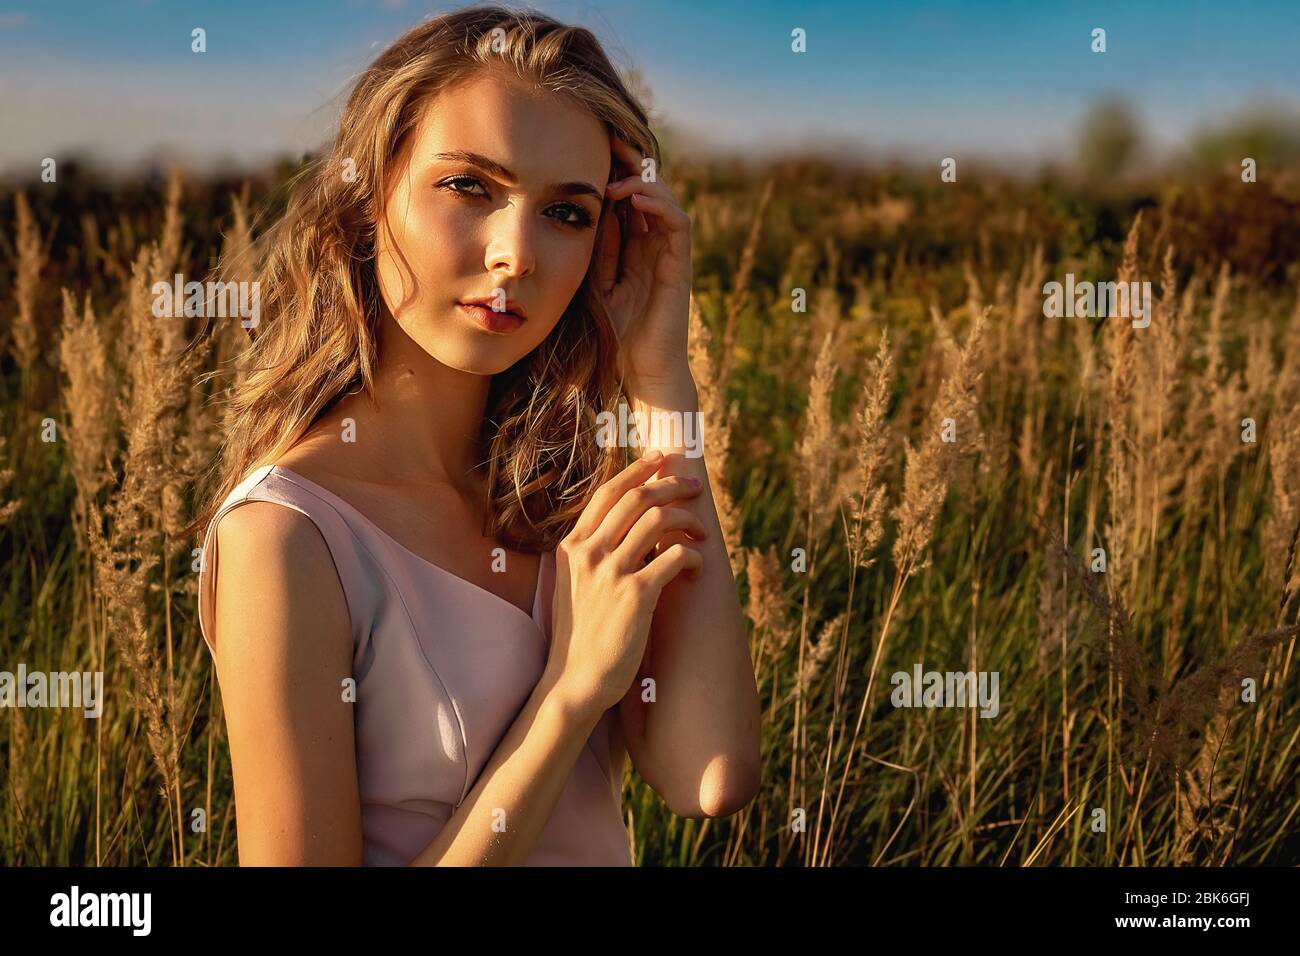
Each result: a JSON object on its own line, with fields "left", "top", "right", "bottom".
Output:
{"left": 427, "top": 340, "right": 532, "bottom": 377}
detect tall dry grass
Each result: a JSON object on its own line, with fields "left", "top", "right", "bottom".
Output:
{"left": 3, "top": 158, "right": 1298, "bottom": 866}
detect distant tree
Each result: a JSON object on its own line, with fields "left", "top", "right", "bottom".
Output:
{"left": 1076, "top": 97, "right": 1143, "bottom": 181}
{"left": 1187, "top": 110, "right": 1300, "bottom": 174}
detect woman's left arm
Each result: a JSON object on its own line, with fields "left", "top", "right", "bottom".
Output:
{"left": 621, "top": 377, "right": 761, "bottom": 819}
{"left": 600, "top": 135, "right": 760, "bottom": 819}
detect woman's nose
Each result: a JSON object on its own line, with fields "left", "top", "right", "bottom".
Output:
{"left": 483, "top": 206, "right": 535, "bottom": 279}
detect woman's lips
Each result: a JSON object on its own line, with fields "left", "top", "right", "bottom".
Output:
{"left": 457, "top": 302, "right": 526, "bottom": 334}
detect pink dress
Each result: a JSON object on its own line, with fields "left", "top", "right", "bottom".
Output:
{"left": 197, "top": 464, "right": 632, "bottom": 866}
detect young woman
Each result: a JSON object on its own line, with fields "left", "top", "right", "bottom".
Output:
{"left": 190, "top": 6, "right": 760, "bottom": 866}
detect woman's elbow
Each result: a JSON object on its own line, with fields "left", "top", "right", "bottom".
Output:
{"left": 673, "top": 756, "right": 761, "bottom": 819}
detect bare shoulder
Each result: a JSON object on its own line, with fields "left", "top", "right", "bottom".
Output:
{"left": 209, "top": 500, "right": 362, "bottom": 866}
{"left": 211, "top": 500, "right": 351, "bottom": 664}
{"left": 216, "top": 495, "right": 330, "bottom": 555}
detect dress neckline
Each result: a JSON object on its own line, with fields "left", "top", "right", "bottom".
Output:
{"left": 262, "top": 464, "right": 545, "bottom": 635}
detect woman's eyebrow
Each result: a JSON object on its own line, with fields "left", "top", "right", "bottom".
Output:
{"left": 432, "top": 149, "right": 602, "bottom": 202}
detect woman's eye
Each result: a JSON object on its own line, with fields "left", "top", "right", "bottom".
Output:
{"left": 440, "top": 175, "right": 488, "bottom": 197}
{"left": 548, "top": 203, "right": 594, "bottom": 229}
{"left": 440, "top": 177, "right": 592, "bottom": 230}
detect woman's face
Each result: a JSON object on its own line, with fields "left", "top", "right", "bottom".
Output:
{"left": 375, "top": 68, "right": 613, "bottom": 376}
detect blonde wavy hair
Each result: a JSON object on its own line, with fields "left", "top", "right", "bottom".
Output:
{"left": 186, "top": 4, "right": 661, "bottom": 552}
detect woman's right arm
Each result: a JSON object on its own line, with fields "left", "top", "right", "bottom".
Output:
{"left": 213, "top": 452, "right": 704, "bottom": 866}
{"left": 212, "top": 501, "right": 364, "bottom": 866}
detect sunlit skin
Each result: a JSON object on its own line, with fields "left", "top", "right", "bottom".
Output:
{"left": 213, "top": 64, "right": 761, "bottom": 864}
{"left": 375, "top": 70, "right": 611, "bottom": 378}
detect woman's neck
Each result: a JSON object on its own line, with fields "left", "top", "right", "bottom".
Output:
{"left": 324, "top": 319, "right": 492, "bottom": 492}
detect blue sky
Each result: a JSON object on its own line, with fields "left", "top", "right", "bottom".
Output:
{"left": 1, "top": 0, "right": 1298, "bottom": 174}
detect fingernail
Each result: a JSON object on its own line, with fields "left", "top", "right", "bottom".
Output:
{"left": 643, "top": 449, "right": 662, "bottom": 462}
{"left": 685, "top": 477, "right": 701, "bottom": 488}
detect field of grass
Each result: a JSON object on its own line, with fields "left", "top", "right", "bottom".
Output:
{"left": 2, "top": 157, "right": 1298, "bottom": 865}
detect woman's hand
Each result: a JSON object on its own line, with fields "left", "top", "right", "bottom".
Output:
{"left": 596, "top": 136, "right": 694, "bottom": 401}
{"left": 546, "top": 451, "right": 708, "bottom": 719}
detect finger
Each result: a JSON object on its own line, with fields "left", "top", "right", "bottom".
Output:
{"left": 626, "top": 191, "right": 690, "bottom": 232}
{"left": 636, "top": 542, "right": 704, "bottom": 591}
{"left": 605, "top": 176, "right": 678, "bottom": 210}
{"left": 610, "top": 135, "right": 646, "bottom": 177}
{"left": 616, "top": 506, "right": 708, "bottom": 571}
{"left": 599, "top": 199, "right": 649, "bottom": 287}
{"left": 594, "top": 475, "right": 702, "bottom": 548}
{"left": 570, "top": 451, "right": 664, "bottom": 540}
{"left": 605, "top": 148, "right": 679, "bottom": 207}
{"left": 606, "top": 192, "right": 650, "bottom": 240}
{"left": 609, "top": 137, "right": 678, "bottom": 203}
